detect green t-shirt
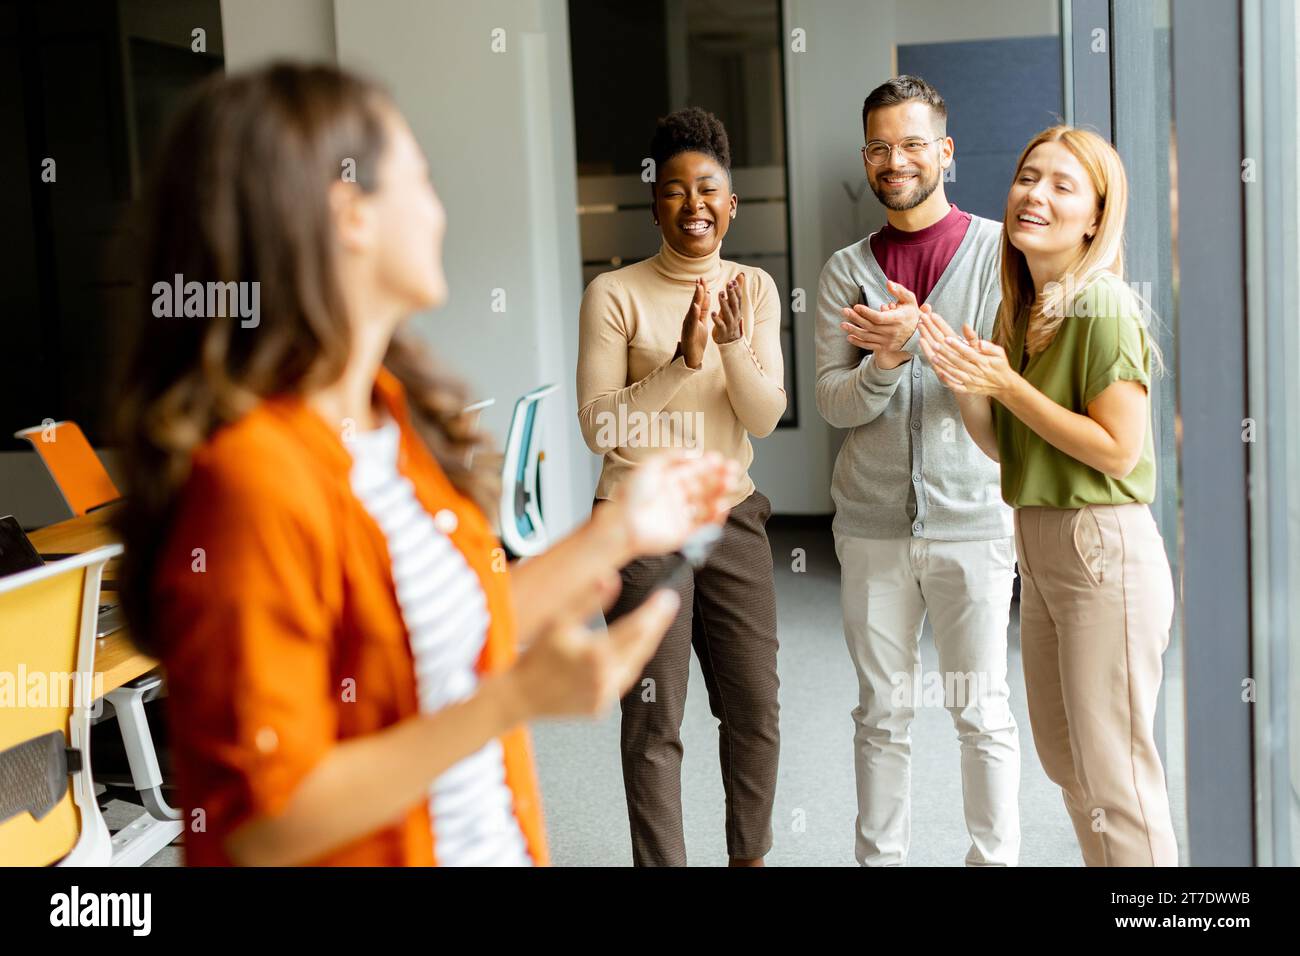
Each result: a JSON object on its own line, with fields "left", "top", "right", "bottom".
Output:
{"left": 992, "top": 274, "right": 1156, "bottom": 508}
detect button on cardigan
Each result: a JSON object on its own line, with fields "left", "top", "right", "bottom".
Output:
{"left": 815, "top": 215, "right": 1013, "bottom": 542}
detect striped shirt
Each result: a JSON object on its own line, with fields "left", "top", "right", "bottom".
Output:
{"left": 347, "top": 417, "right": 530, "bottom": 866}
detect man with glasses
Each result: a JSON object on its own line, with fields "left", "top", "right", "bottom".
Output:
{"left": 815, "top": 75, "right": 1019, "bottom": 866}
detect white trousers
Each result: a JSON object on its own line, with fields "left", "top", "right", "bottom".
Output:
{"left": 835, "top": 534, "right": 1021, "bottom": 866}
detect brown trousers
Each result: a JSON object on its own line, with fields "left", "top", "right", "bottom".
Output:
{"left": 606, "top": 491, "right": 781, "bottom": 866}
{"left": 1016, "top": 502, "right": 1178, "bottom": 866}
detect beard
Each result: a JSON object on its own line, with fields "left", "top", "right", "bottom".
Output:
{"left": 870, "top": 165, "right": 941, "bottom": 211}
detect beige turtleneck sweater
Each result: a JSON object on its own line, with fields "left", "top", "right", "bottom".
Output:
{"left": 577, "top": 241, "right": 787, "bottom": 507}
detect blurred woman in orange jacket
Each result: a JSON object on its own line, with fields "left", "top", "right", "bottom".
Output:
{"left": 113, "top": 63, "right": 737, "bottom": 866}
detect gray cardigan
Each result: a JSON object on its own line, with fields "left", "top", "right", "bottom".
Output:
{"left": 815, "top": 215, "right": 1013, "bottom": 541}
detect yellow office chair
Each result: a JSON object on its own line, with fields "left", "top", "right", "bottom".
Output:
{"left": 0, "top": 546, "right": 121, "bottom": 865}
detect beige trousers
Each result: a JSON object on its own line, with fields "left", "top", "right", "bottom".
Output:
{"left": 1015, "top": 502, "right": 1178, "bottom": 866}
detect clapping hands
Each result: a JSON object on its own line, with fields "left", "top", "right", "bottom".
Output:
{"left": 916, "top": 305, "right": 1016, "bottom": 399}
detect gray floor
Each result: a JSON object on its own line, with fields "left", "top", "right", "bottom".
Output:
{"left": 100, "top": 796, "right": 184, "bottom": 867}
{"left": 112, "top": 515, "right": 1186, "bottom": 867}
{"left": 533, "top": 516, "right": 1187, "bottom": 867}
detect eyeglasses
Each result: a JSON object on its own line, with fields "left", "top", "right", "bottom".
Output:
{"left": 861, "top": 137, "right": 944, "bottom": 166}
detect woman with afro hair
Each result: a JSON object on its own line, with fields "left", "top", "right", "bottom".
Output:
{"left": 577, "top": 107, "right": 787, "bottom": 866}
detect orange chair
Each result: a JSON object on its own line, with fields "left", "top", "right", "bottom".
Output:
{"left": 14, "top": 421, "right": 121, "bottom": 517}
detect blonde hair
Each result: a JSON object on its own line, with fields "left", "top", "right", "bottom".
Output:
{"left": 994, "top": 125, "right": 1160, "bottom": 369}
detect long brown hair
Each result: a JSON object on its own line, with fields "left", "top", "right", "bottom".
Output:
{"left": 995, "top": 125, "right": 1148, "bottom": 358}
{"left": 112, "top": 63, "right": 494, "bottom": 653}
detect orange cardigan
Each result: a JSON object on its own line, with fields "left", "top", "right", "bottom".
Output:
{"left": 152, "top": 369, "right": 549, "bottom": 866}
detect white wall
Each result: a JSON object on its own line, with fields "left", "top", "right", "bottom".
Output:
{"left": 333, "top": 0, "right": 588, "bottom": 534}
{"left": 219, "top": 0, "right": 335, "bottom": 69}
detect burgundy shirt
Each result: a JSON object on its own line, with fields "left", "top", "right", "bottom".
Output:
{"left": 869, "top": 203, "right": 972, "bottom": 304}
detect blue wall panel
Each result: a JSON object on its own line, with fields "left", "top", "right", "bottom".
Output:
{"left": 897, "top": 36, "right": 1064, "bottom": 222}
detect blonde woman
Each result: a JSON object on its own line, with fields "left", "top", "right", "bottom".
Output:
{"left": 915, "top": 126, "right": 1177, "bottom": 866}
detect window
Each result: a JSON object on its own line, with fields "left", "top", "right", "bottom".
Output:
{"left": 1243, "top": 0, "right": 1299, "bottom": 867}
{"left": 0, "top": 0, "right": 224, "bottom": 454}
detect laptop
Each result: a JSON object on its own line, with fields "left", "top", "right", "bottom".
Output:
{"left": 0, "top": 514, "right": 124, "bottom": 638}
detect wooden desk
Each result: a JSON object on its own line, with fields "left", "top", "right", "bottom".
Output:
{"left": 28, "top": 508, "right": 158, "bottom": 694}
